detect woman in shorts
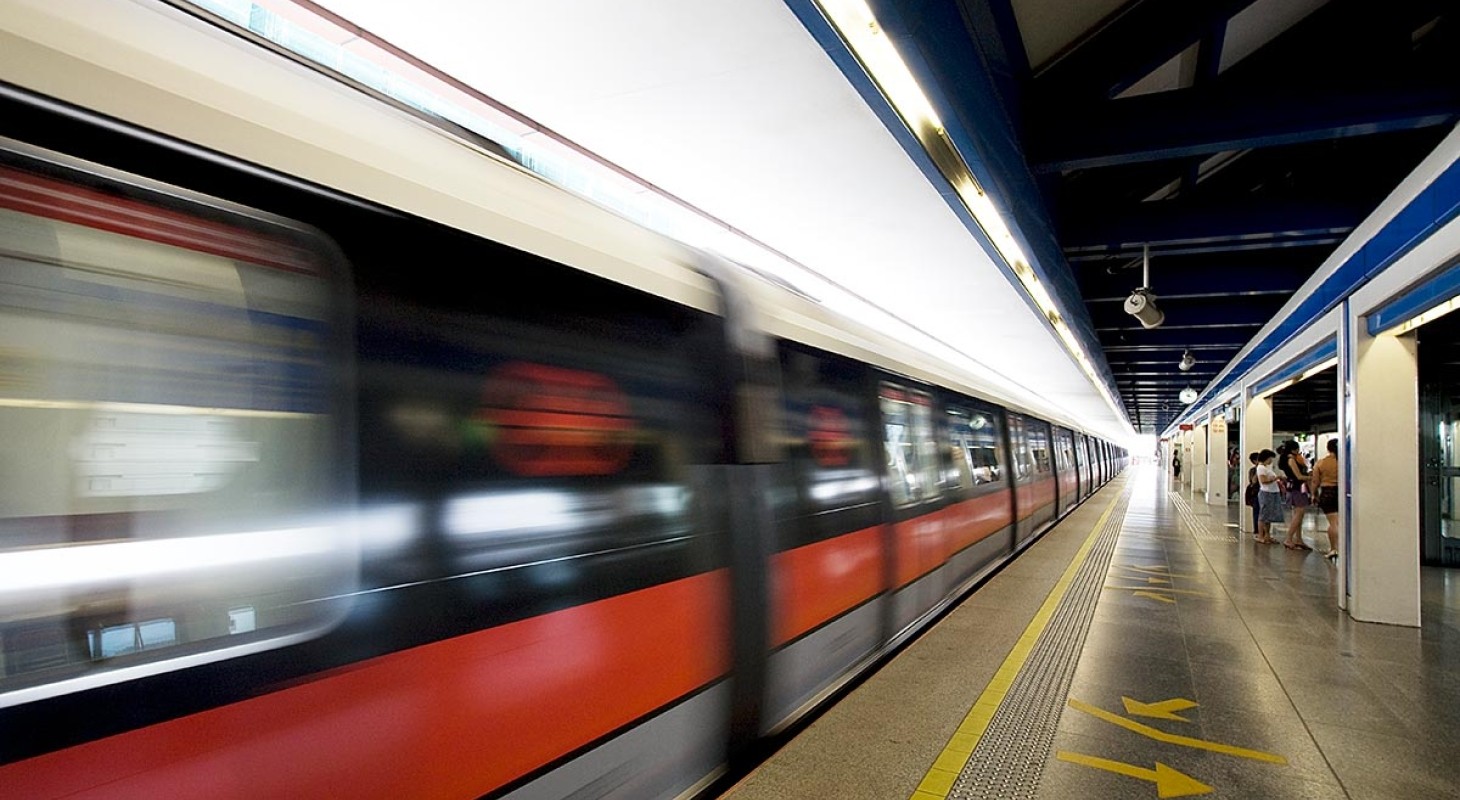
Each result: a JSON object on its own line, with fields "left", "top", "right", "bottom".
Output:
{"left": 1310, "top": 439, "right": 1341, "bottom": 561}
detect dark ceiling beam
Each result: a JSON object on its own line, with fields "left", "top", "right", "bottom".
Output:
{"left": 954, "top": 0, "right": 1029, "bottom": 119}
{"left": 1059, "top": 197, "right": 1365, "bottom": 254}
{"left": 1098, "top": 326, "right": 1258, "bottom": 347}
{"left": 1027, "top": 82, "right": 1460, "bottom": 173}
{"left": 1033, "top": 0, "right": 1260, "bottom": 102}
{"left": 1087, "top": 289, "right": 1292, "bottom": 303}
{"left": 1180, "top": 21, "right": 1227, "bottom": 193}
{"left": 1065, "top": 236, "right": 1347, "bottom": 260}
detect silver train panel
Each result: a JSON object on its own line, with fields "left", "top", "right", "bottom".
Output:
{"left": 762, "top": 598, "right": 883, "bottom": 734}
{"left": 501, "top": 682, "right": 730, "bottom": 800}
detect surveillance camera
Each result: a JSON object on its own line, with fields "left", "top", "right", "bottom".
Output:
{"left": 1178, "top": 351, "right": 1196, "bottom": 371}
{"left": 1123, "top": 288, "right": 1164, "bottom": 329}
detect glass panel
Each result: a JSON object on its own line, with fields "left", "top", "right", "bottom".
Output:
{"left": 946, "top": 404, "right": 1004, "bottom": 487}
{"left": 0, "top": 159, "right": 351, "bottom": 702}
{"left": 881, "top": 384, "right": 939, "bottom": 506}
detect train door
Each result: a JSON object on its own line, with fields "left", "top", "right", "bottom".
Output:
{"left": 1053, "top": 427, "right": 1078, "bottom": 518}
{"left": 1010, "top": 414, "right": 1056, "bottom": 544}
{"left": 879, "top": 380, "right": 951, "bottom": 637}
{"left": 940, "top": 397, "right": 1015, "bottom": 587}
{"left": 1076, "top": 432, "right": 1092, "bottom": 500}
{"left": 760, "top": 343, "right": 887, "bottom": 732}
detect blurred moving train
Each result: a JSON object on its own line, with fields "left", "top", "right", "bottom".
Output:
{"left": 0, "top": 2, "right": 1125, "bottom": 798}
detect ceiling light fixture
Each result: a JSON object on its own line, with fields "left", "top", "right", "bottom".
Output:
{"left": 1124, "top": 244, "right": 1164, "bottom": 329}
{"left": 1179, "top": 387, "right": 1198, "bottom": 404}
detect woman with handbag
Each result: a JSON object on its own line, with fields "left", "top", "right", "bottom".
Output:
{"left": 1278, "top": 441, "right": 1313, "bottom": 550}
{"left": 1311, "top": 440, "right": 1341, "bottom": 561}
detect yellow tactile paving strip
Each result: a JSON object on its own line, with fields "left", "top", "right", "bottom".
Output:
{"left": 910, "top": 494, "right": 1122, "bottom": 800}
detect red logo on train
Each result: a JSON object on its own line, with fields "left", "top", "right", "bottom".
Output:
{"left": 808, "top": 405, "right": 853, "bottom": 467}
{"left": 476, "top": 362, "right": 634, "bottom": 476}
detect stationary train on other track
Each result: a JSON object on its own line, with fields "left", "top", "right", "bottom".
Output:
{"left": 0, "top": 2, "right": 1125, "bottom": 797}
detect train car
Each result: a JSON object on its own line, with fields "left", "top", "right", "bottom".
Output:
{"left": 0, "top": 2, "right": 1123, "bottom": 798}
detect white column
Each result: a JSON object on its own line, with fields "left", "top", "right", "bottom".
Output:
{"left": 1208, "top": 412, "right": 1229, "bottom": 507}
{"left": 1349, "top": 320, "right": 1421, "bottom": 626}
{"left": 1242, "top": 390, "right": 1273, "bottom": 535}
{"left": 1191, "top": 422, "right": 1209, "bottom": 496}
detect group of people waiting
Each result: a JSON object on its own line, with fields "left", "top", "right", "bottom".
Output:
{"left": 1246, "top": 439, "right": 1341, "bottom": 560}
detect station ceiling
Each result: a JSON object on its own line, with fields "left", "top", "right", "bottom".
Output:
{"left": 885, "top": 0, "right": 1458, "bottom": 432}
{"left": 286, "top": 0, "right": 1459, "bottom": 440}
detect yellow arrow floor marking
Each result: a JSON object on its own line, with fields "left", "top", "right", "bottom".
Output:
{"left": 1067, "top": 698, "right": 1287, "bottom": 764}
{"left": 1133, "top": 591, "right": 1176, "bottom": 604}
{"left": 1118, "top": 565, "right": 1193, "bottom": 579}
{"left": 1121, "top": 564, "right": 1169, "bottom": 573}
{"left": 1123, "top": 696, "right": 1199, "bottom": 722}
{"left": 1106, "top": 585, "right": 1209, "bottom": 596}
{"left": 1146, "top": 577, "right": 1172, "bottom": 585}
{"left": 1056, "top": 752, "right": 1213, "bottom": 798}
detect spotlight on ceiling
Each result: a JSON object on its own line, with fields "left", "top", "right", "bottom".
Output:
{"left": 1125, "top": 289, "right": 1165, "bottom": 329}
{"left": 1123, "top": 244, "right": 1164, "bottom": 329}
{"left": 1178, "top": 350, "right": 1196, "bottom": 371}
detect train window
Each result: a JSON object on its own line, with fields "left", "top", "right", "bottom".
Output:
{"left": 1008, "top": 415, "right": 1031, "bottom": 482}
{"left": 1028, "top": 423, "right": 1052, "bottom": 475}
{"left": 780, "top": 345, "right": 879, "bottom": 518}
{"left": 944, "top": 403, "right": 1004, "bottom": 491}
{"left": 0, "top": 152, "right": 353, "bottom": 707}
{"left": 880, "top": 383, "right": 939, "bottom": 507}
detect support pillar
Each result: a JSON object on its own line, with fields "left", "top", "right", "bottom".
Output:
{"left": 1241, "top": 390, "right": 1272, "bottom": 535}
{"left": 1208, "top": 412, "right": 1228, "bottom": 507}
{"left": 1349, "top": 321, "right": 1421, "bottom": 626}
{"left": 1191, "top": 423, "right": 1209, "bottom": 497}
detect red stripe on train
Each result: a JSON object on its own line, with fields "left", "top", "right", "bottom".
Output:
{"left": 893, "top": 492, "right": 1013, "bottom": 587}
{"left": 770, "top": 527, "right": 885, "bottom": 646}
{"left": 1, "top": 571, "right": 730, "bottom": 799}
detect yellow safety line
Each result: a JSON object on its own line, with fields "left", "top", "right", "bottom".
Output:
{"left": 1066, "top": 698, "right": 1287, "bottom": 764}
{"left": 910, "top": 492, "right": 1123, "bottom": 800}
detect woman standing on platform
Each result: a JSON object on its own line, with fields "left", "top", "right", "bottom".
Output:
{"left": 1279, "top": 441, "right": 1313, "bottom": 551}
{"left": 1245, "top": 452, "right": 1261, "bottom": 536}
{"left": 1255, "top": 449, "right": 1284, "bottom": 544}
{"left": 1311, "top": 440, "right": 1341, "bottom": 561}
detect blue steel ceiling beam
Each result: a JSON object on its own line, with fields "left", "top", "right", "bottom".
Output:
{"left": 1074, "top": 255, "right": 1315, "bottom": 297}
{"left": 1098, "top": 326, "right": 1259, "bottom": 347}
{"left": 1033, "top": 0, "right": 1260, "bottom": 102}
{"left": 1028, "top": 82, "right": 1460, "bottom": 173}
{"left": 953, "top": 0, "right": 1029, "bottom": 123}
{"left": 1218, "top": 0, "right": 1451, "bottom": 89}
{"left": 1065, "top": 236, "right": 1346, "bottom": 260}
{"left": 1181, "top": 20, "right": 1227, "bottom": 193}
{"left": 1059, "top": 197, "right": 1364, "bottom": 254}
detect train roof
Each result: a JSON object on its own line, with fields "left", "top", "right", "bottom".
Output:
{"left": 0, "top": 0, "right": 1108, "bottom": 441}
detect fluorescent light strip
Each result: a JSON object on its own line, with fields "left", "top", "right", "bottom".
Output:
{"left": 1392, "top": 296, "right": 1460, "bottom": 334}
{"left": 815, "top": 0, "right": 1126, "bottom": 428}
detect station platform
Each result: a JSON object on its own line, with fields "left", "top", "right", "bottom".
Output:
{"left": 720, "top": 465, "right": 1460, "bottom": 799}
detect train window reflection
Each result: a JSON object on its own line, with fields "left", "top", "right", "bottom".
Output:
{"left": 1028, "top": 423, "right": 1052, "bottom": 475}
{"left": 881, "top": 384, "right": 939, "bottom": 507}
{"left": 945, "top": 405, "right": 1004, "bottom": 489}
{"left": 0, "top": 156, "right": 352, "bottom": 706}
